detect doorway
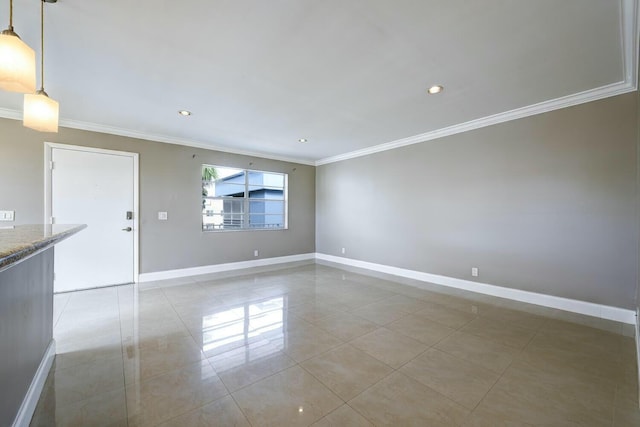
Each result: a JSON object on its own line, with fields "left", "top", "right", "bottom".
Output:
{"left": 45, "top": 143, "right": 139, "bottom": 292}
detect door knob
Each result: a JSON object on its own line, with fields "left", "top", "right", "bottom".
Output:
{"left": 122, "top": 227, "right": 132, "bottom": 232}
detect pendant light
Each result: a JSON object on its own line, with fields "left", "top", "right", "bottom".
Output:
{"left": 24, "top": 0, "right": 58, "bottom": 133}
{"left": 0, "top": 0, "right": 36, "bottom": 93}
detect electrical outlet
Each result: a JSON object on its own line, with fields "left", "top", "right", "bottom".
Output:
{"left": 158, "top": 211, "right": 168, "bottom": 220}
{"left": 254, "top": 250, "right": 259, "bottom": 257}
{"left": 471, "top": 267, "right": 479, "bottom": 277}
{"left": 0, "top": 210, "right": 15, "bottom": 221}
{"left": 341, "top": 247, "right": 346, "bottom": 254}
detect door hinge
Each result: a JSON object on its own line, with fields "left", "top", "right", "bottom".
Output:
{"left": 50, "top": 217, "right": 55, "bottom": 224}
{"left": 49, "top": 161, "right": 54, "bottom": 170}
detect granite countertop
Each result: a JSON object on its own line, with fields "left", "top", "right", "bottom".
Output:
{"left": 0, "top": 224, "right": 87, "bottom": 271}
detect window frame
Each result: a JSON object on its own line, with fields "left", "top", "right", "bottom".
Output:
{"left": 201, "top": 164, "right": 289, "bottom": 232}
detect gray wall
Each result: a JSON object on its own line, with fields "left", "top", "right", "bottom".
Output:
{"left": 636, "top": 81, "right": 640, "bottom": 323}
{"left": 0, "top": 118, "right": 315, "bottom": 273}
{"left": 317, "top": 93, "right": 638, "bottom": 309}
{"left": 0, "top": 248, "right": 54, "bottom": 427}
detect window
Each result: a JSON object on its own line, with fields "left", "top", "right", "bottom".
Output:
{"left": 202, "top": 165, "right": 288, "bottom": 231}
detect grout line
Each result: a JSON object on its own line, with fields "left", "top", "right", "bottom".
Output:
{"left": 160, "top": 284, "right": 224, "bottom": 380}
{"left": 157, "top": 394, "right": 240, "bottom": 426}
{"left": 294, "top": 363, "right": 347, "bottom": 419}
{"left": 52, "top": 292, "right": 73, "bottom": 330}
{"left": 161, "top": 276, "right": 307, "bottom": 406}
{"left": 465, "top": 323, "right": 540, "bottom": 417}
{"left": 113, "top": 284, "right": 130, "bottom": 426}
{"left": 59, "top": 264, "right": 634, "bottom": 426}
{"left": 212, "top": 352, "right": 297, "bottom": 394}
{"left": 303, "top": 354, "right": 394, "bottom": 413}
{"left": 345, "top": 401, "right": 380, "bottom": 426}
{"left": 315, "top": 320, "right": 471, "bottom": 417}
{"left": 228, "top": 391, "right": 256, "bottom": 427}
{"left": 53, "top": 281, "right": 134, "bottom": 295}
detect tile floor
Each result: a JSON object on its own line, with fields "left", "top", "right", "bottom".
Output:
{"left": 30, "top": 262, "right": 640, "bottom": 426}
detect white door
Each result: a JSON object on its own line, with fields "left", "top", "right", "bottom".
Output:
{"left": 50, "top": 146, "right": 136, "bottom": 292}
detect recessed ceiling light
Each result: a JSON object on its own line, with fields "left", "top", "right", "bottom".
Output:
{"left": 427, "top": 85, "right": 444, "bottom": 95}
{"left": 178, "top": 110, "right": 191, "bottom": 116}
{"left": 298, "top": 138, "right": 308, "bottom": 143}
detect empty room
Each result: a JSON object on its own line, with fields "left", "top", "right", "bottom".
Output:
{"left": 1, "top": 0, "right": 639, "bottom": 426}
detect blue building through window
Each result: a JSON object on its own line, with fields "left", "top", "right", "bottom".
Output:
{"left": 202, "top": 166, "right": 287, "bottom": 231}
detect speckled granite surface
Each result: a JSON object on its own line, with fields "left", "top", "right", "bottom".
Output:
{"left": 0, "top": 224, "right": 86, "bottom": 272}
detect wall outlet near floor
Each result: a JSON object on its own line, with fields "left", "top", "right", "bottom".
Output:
{"left": 158, "top": 211, "right": 168, "bottom": 220}
{"left": 0, "top": 210, "right": 15, "bottom": 221}
{"left": 341, "top": 247, "right": 346, "bottom": 254}
{"left": 471, "top": 267, "right": 479, "bottom": 277}
{"left": 254, "top": 250, "right": 259, "bottom": 257}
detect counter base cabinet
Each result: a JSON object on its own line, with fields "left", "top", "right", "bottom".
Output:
{"left": 0, "top": 248, "right": 54, "bottom": 427}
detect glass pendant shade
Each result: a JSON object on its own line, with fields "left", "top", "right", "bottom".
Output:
{"left": 23, "top": 90, "right": 58, "bottom": 132}
{"left": 0, "top": 30, "right": 36, "bottom": 93}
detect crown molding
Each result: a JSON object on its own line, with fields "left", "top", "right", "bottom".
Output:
{"left": 622, "top": 0, "right": 639, "bottom": 86}
{"left": 315, "top": 80, "right": 636, "bottom": 166}
{"left": 0, "top": 107, "right": 21, "bottom": 120}
{"left": 0, "top": 108, "right": 316, "bottom": 166}
{"left": 1, "top": 0, "right": 637, "bottom": 168}
{"left": 58, "top": 118, "right": 317, "bottom": 166}
{"left": 316, "top": 0, "right": 639, "bottom": 166}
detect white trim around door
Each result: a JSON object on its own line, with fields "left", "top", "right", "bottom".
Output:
{"left": 44, "top": 142, "right": 140, "bottom": 283}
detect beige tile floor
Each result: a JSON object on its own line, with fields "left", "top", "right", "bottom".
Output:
{"left": 31, "top": 262, "right": 640, "bottom": 426}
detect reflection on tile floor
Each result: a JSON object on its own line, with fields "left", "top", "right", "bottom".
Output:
{"left": 32, "top": 262, "right": 639, "bottom": 426}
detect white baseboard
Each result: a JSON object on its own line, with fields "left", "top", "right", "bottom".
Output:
{"left": 12, "top": 340, "right": 55, "bottom": 427}
{"left": 139, "top": 253, "right": 316, "bottom": 282}
{"left": 138, "top": 251, "right": 635, "bottom": 325}
{"left": 316, "top": 253, "right": 636, "bottom": 325}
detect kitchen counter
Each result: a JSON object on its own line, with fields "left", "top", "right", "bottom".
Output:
{"left": 0, "top": 224, "right": 86, "bottom": 273}
{"left": 0, "top": 223, "right": 85, "bottom": 427}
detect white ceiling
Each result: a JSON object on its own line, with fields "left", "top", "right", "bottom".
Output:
{"left": 0, "top": 0, "right": 635, "bottom": 164}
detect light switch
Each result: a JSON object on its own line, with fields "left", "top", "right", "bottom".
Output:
{"left": 158, "top": 211, "right": 168, "bottom": 220}
{"left": 0, "top": 211, "right": 15, "bottom": 221}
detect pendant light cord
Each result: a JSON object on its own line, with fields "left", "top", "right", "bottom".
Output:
{"left": 40, "top": 0, "right": 44, "bottom": 91}
{"left": 8, "top": 0, "right": 13, "bottom": 30}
